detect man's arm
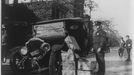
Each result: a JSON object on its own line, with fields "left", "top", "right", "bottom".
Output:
{"left": 129, "top": 39, "right": 132, "bottom": 47}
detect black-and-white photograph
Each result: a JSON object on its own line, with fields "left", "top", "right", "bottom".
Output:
{"left": 1, "top": 0, "right": 133, "bottom": 75}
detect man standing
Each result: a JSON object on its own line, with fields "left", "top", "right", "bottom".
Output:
{"left": 93, "top": 21, "right": 108, "bottom": 75}
{"left": 125, "top": 35, "right": 132, "bottom": 61}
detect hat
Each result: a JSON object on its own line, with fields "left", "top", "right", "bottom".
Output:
{"left": 126, "top": 35, "right": 129, "bottom": 37}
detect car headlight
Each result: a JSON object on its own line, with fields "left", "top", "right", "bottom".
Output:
{"left": 41, "top": 42, "right": 51, "bottom": 52}
{"left": 20, "top": 47, "right": 28, "bottom": 55}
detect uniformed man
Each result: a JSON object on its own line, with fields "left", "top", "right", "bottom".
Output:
{"left": 93, "top": 21, "right": 108, "bottom": 75}
{"left": 125, "top": 35, "right": 132, "bottom": 61}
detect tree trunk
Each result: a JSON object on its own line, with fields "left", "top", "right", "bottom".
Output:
{"left": 73, "top": 0, "right": 84, "bottom": 17}
{"left": 52, "top": 1, "right": 60, "bottom": 19}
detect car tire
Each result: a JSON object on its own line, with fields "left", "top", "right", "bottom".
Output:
{"left": 10, "top": 52, "right": 26, "bottom": 74}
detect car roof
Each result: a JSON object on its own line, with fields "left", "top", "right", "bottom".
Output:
{"left": 33, "top": 17, "right": 83, "bottom": 25}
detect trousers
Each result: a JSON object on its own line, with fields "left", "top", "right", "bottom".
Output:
{"left": 126, "top": 47, "right": 131, "bottom": 61}
{"left": 95, "top": 52, "right": 105, "bottom": 75}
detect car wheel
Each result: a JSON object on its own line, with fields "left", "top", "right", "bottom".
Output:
{"left": 10, "top": 52, "right": 25, "bottom": 74}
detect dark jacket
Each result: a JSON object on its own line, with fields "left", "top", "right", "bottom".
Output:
{"left": 93, "top": 28, "right": 108, "bottom": 53}
{"left": 126, "top": 39, "right": 132, "bottom": 49}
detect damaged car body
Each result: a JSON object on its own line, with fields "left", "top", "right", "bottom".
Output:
{"left": 9, "top": 18, "right": 96, "bottom": 75}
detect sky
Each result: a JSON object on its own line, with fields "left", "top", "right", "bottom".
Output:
{"left": 90, "top": 0, "right": 133, "bottom": 37}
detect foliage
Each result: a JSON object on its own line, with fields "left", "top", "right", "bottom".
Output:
{"left": 3, "top": 0, "right": 84, "bottom": 21}
{"left": 84, "top": 0, "right": 98, "bottom": 15}
{"left": 3, "top": 3, "right": 39, "bottom": 23}
{"left": 95, "top": 20, "right": 120, "bottom": 47}
{"left": 53, "top": 0, "right": 84, "bottom": 18}
{"left": 25, "top": 1, "right": 53, "bottom": 20}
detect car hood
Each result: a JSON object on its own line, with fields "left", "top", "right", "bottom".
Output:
{"left": 35, "top": 35, "right": 66, "bottom": 45}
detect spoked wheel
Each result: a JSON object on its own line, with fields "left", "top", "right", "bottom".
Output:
{"left": 10, "top": 53, "right": 26, "bottom": 73}
{"left": 49, "top": 50, "right": 62, "bottom": 75}
{"left": 10, "top": 53, "right": 41, "bottom": 74}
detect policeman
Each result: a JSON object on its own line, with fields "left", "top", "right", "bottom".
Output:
{"left": 93, "top": 21, "right": 108, "bottom": 75}
{"left": 125, "top": 35, "right": 132, "bottom": 61}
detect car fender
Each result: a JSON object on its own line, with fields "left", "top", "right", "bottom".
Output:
{"left": 9, "top": 46, "right": 23, "bottom": 58}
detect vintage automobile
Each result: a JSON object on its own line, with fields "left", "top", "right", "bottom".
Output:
{"left": 10, "top": 18, "right": 97, "bottom": 75}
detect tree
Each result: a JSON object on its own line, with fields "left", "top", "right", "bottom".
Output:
{"left": 95, "top": 20, "right": 121, "bottom": 47}
{"left": 2, "top": 2, "right": 39, "bottom": 23}
{"left": 73, "top": 0, "right": 84, "bottom": 17}
{"left": 84, "top": 0, "right": 98, "bottom": 16}
{"left": 52, "top": 0, "right": 84, "bottom": 18}
{"left": 26, "top": 1, "right": 53, "bottom": 20}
